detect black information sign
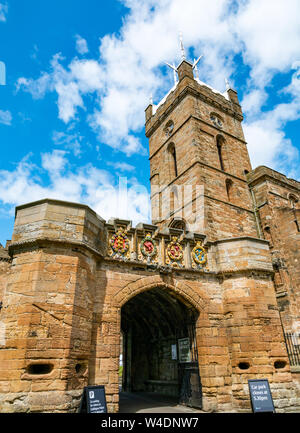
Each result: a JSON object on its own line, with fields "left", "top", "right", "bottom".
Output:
{"left": 248, "top": 379, "right": 275, "bottom": 413}
{"left": 79, "top": 385, "right": 107, "bottom": 413}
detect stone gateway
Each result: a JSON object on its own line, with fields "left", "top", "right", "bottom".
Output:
{"left": 0, "top": 57, "right": 299, "bottom": 413}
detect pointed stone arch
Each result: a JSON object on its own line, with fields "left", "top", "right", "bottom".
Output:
{"left": 112, "top": 274, "right": 208, "bottom": 313}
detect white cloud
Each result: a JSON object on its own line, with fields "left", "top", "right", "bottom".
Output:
{"left": 52, "top": 129, "right": 84, "bottom": 156}
{"left": 244, "top": 122, "right": 298, "bottom": 177}
{"left": 0, "top": 2, "right": 8, "bottom": 22}
{"left": 107, "top": 161, "right": 135, "bottom": 172}
{"left": 55, "top": 81, "right": 84, "bottom": 122}
{"left": 237, "top": 0, "right": 300, "bottom": 116}
{"left": 0, "top": 151, "right": 151, "bottom": 224}
{"left": 75, "top": 35, "right": 89, "bottom": 55}
{"left": 16, "top": 1, "right": 237, "bottom": 156}
{"left": 15, "top": 0, "right": 300, "bottom": 174}
{"left": 17, "top": 55, "right": 103, "bottom": 123}
{"left": 241, "top": 89, "right": 268, "bottom": 118}
{"left": 16, "top": 74, "right": 52, "bottom": 99}
{"left": 41, "top": 150, "right": 68, "bottom": 175}
{"left": 0, "top": 109, "right": 12, "bottom": 125}
{"left": 235, "top": 0, "right": 300, "bottom": 80}
{"left": 69, "top": 59, "right": 103, "bottom": 91}
{"left": 30, "top": 44, "right": 39, "bottom": 61}
{"left": 244, "top": 64, "right": 300, "bottom": 178}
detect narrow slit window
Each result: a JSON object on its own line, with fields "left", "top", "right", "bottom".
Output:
{"left": 226, "top": 179, "right": 233, "bottom": 202}
{"left": 168, "top": 143, "right": 178, "bottom": 178}
{"left": 216, "top": 136, "right": 225, "bottom": 171}
{"left": 289, "top": 195, "right": 299, "bottom": 232}
{"left": 172, "top": 147, "right": 178, "bottom": 177}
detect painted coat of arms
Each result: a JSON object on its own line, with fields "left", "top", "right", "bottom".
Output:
{"left": 166, "top": 236, "right": 184, "bottom": 267}
{"left": 191, "top": 241, "right": 207, "bottom": 269}
{"left": 139, "top": 233, "right": 157, "bottom": 263}
{"left": 109, "top": 228, "right": 130, "bottom": 259}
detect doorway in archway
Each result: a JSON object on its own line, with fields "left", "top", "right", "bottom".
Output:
{"left": 120, "top": 287, "right": 202, "bottom": 409}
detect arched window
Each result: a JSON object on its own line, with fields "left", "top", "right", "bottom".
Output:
{"left": 164, "top": 120, "right": 174, "bottom": 136}
{"left": 264, "top": 225, "right": 273, "bottom": 248}
{"left": 168, "top": 143, "right": 178, "bottom": 178}
{"left": 216, "top": 135, "right": 225, "bottom": 171}
{"left": 169, "top": 218, "right": 186, "bottom": 231}
{"left": 289, "top": 194, "right": 298, "bottom": 208}
{"left": 225, "top": 178, "right": 233, "bottom": 202}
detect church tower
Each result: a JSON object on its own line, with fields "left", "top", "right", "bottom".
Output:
{"left": 0, "top": 37, "right": 299, "bottom": 415}
{"left": 145, "top": 53, "right": 258, "bottom": 242}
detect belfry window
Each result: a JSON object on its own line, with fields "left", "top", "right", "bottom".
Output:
{"left": 216, "top": 135, "right": 225, "bottom": 171}
{"left": 168, "top": 143, "right": 178, "bottom": 178}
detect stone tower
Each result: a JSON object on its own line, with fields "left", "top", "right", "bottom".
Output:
{"left": 0, "top": 51, "right": 299, "bottom": 414}
{"left": 146, "top": 59, "right": 257, "bottom": 241}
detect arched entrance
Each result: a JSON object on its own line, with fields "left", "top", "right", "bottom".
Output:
{"left": 120, "top": 287, "right": 202, "bottom": 409}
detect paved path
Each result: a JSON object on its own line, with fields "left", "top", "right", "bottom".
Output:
{"left": 119, "top": 392, "right": 204, "bottom": 413}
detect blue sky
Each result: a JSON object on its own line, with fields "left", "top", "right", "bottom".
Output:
{"left": 0, "top": 0, "right": 300, "bottom": 246}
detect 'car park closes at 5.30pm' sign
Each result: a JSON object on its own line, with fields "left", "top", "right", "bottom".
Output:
{"left": 248, "top": 379, "right": 275, "bottom": 413}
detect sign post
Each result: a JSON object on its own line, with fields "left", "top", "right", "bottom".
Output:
{"left": 248, "top": 379, "right": 275, "bottom": 413}
{"left": 79, "top": 385, "right": 107, "bottom": 413}
{"left": 178, "top": 338, "right": 191, "bottom": 363}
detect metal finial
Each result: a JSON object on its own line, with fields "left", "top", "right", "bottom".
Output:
{"left": 192, "top": 55, "right": 203, "bottom": 80}
{"left": 165, "top": 61, "right": 178, "bottom": 86}
{"left": 225, "top": 78, "right": 230, "bottom": 90}
{"left": 179, "top": 32, "right": 186, "bottom": 61}
{"left": 172, "top": 62, "right": 178, "bottom": 85}
{"left": 193, "top": 58, "right": 199, "bottom": 80}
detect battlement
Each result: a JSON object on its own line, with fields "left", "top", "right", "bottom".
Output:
{"left": 9, "top": 198, "right": 272, "bottom": 276}
{"left": 145, "top": 61, "right": 243, "bottom": 138}
{"left": 248, "top": 165, "right": 300, "bottom": 192}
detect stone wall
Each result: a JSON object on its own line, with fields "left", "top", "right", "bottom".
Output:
{"left": 249, "top": 166, "right": 300, "bottom": 334}
{"left": 0, "top": 260, "right": 9, "bottom": 305}
{"left": 0, "top": 199, "right": 299, "bottom": 413}
{"left": 0, "top": 59, "right": 299, "bottom": 415}
{"left": 0, "top": 244, "right": 10, "bottom": 302}
{"left": 0, "top": 200, "right": 102, "bottom": 412}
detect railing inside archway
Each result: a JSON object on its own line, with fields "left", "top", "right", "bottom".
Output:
{"left": 176, "top": 317, "right": 202, "bottom": 409}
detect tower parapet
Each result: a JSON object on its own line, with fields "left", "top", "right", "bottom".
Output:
{"left": 146, "top": 50, "right": 253, "bottom": 241}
